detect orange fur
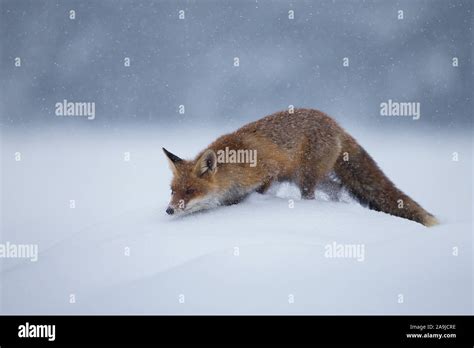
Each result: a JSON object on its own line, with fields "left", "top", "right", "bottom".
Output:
{"left": 163, "top": 108, "right": 438, "bottom": 226}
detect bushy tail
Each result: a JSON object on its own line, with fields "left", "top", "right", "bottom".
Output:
{"left": 334, "top": 134, "right": 438, "bottom": 227}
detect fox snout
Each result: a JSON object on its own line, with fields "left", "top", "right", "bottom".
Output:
{"left": 165, "top": 207, "right": 175, "bottom": 215}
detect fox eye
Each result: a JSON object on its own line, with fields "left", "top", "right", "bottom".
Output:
{"left": 171, "top": 189, "right": 175, "bottom": 195}
{"left": 185, "top": 188, "right": 196, "bottom": 195}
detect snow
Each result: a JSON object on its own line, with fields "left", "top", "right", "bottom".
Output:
{"left": 1, "top": 125, "right": 472, "bottom": 314}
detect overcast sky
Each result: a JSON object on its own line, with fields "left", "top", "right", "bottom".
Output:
{"left": 1, "top": 0, "right": 472, "bottom": 129}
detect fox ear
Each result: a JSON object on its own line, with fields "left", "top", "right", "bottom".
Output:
{"left": 194, "top": 149, "right": 217, "bottom": 177}
{"left": 163, "top": 148, "right": 182, "bottom": 163}
{"left": 163, "top": 147, "right": 183, "bottom": 174}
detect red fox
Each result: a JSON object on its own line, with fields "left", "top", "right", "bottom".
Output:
{"left": 163, "top": 108, "right": 438, "bottom": 226}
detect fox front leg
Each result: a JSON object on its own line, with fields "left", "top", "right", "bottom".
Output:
{"left": 256, "top": 179, "right": 273, "bottom": 194}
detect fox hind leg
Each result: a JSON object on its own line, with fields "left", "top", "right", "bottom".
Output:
{"left": 297, "top": 136, "right": 342, "bottom": 200}
{"left": 299, "top": 174, "right": 317, "bottom": 199}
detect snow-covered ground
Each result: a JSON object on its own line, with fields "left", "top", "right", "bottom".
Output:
{"left": 1, "top": 125, "right": 472, "bottom": 314}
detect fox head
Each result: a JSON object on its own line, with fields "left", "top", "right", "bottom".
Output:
{"left": 163, "top": 147, "right": 220, "bottom": 215}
